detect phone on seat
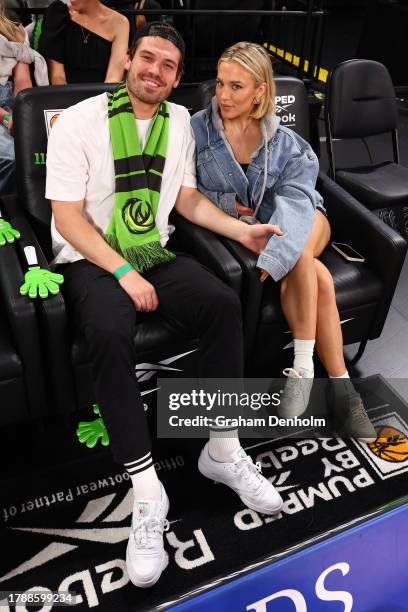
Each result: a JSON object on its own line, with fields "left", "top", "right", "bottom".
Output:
{"left": 331, "top": 242, "right": 365, "bottom": 263}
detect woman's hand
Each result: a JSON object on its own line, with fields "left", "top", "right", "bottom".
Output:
{"left": 259, "top": 268, "right": 270, "bottom": 282}
{"left": 6, "top": 117, "right": 13, "bottom": 136}
{"left": 236, "top": 201, "right": 253, "bottom": 218}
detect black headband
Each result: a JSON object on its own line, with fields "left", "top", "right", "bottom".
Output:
{"left": 131, "top": 21, "right": 185, "bottom": 61}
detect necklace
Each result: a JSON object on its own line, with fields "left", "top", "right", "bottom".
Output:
{"left": 80, "top": 26, "right": 91, "bottom": 45}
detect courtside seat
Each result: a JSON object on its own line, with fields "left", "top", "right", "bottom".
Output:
{"left": 2, "top": 83, "right": 241, "bottom": 415}
{"left": 325, "top": 59, "right": 408, "bottom": 239}
{"left": 0, "top": 314, "right": 27, "bottom": 426}
{"left": 0, "top": 235, "right": 48, "bottom": 423}
{"left": 195, "top": 76, "right": 407, "bottom": 368}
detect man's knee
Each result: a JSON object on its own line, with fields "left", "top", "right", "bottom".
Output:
{"left": 199, "top": 283, "right": 242, "bottom": 323}
{"left": 84, "top": 314, "right": 134, "bottom": 352}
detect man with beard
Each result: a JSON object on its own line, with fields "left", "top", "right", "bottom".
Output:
{"left": 46, "top": 22, "right": 284, "bottom": 588}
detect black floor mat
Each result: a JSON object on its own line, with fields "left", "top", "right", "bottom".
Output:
{"left": 0, "top": 376, "right": 408, "bottom": 611}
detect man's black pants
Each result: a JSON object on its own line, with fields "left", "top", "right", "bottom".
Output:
{"left": 62, "top": 254, "right": 243, "bottom": 465}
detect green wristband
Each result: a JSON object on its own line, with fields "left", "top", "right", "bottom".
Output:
{"left": 113, "top": 262, "right": 133, "bottom": 279}
{"left": 2, "top": 113, "right": 11, "bottom": 127}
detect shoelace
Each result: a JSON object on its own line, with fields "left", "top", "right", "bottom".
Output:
{"left": 348, "top": 395, "right": 370, "bottom": 424}
{"left": 133, "top": 516, "right": 170, "bottom": 549}
{"left": 233, "top": 455, "right": 263, "bottom": 491}
{"left": 282, "top": 367, "right": 303, "bottom": 399}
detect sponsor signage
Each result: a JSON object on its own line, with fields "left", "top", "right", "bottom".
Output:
{"left": 172, "top": 502, "right": 408, "bottom": 612}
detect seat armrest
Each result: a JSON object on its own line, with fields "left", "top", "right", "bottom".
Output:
{"left": 1, "top": 203, "right": 77, "bottom": 415}
{"left": 0, "top": 240, "right": 48, "bottom": 417}
{"left": 318, "top": 171, "right": 407, "bottom": 284}
{"left": 219, "top": 238, "right": 263, "bottom": 358}
{"left": 318, "top": 171, "right": 407, "bottom": 337}
{"left": 172, "top": 211, "right": 242, "bottom": 295}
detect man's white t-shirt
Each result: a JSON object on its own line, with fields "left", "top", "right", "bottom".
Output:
{"left": 46, "top": 93, "right": 197, "bottom": 265}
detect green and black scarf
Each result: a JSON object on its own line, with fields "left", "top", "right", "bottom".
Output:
{"left": 105, "top": 82, "right": 175, "bottom": 272}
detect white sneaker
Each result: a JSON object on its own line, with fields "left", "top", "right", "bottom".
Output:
{"left": 278, "top": 367, "right": 314, "bottom": 418}
{"left": 198, "top": 444, "right": 283, "bottom": 515}
{"left": 126, "top": 481, "right": 170, "bottom": 588}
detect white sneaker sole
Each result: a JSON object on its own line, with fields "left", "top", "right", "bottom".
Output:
{"left": 126, "top": 548, "right": 169, "bottom": 589}
{"left": 126, "top": 494, "right": 170, "bottom": 588}
{"left": 198, "top": 457, "right": 283, "bottom": 516}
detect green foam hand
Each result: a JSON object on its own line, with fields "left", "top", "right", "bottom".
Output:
{"left": 20, "top": 266, "right": 64, "bottom": 299}
{"left": 77, "top": 416, "right": 110, "bottom": 448}
{"left": 0, "top": 219, "right": 20, "bottom": 246}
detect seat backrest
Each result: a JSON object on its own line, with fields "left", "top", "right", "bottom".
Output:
{"left": 194, "top": 76, "right": 310, "bottom": 142}
{"left": 13, "top": 78, "right": 308, "bottom": 260}
{"left": 13, "top": 84, "right": 117, "bottom": 260}
{"left": 12, "top": 82, "right": 204, "bottom": 260}
{"left": 326, "top": 59, "right": 398, "bottom": 139}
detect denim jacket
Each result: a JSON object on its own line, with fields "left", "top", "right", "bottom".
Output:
{"left": 190, "top": 98, "right": 325, "bottom": 281}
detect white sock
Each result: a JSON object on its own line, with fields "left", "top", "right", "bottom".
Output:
{"left": 329, "top": 371, "right": 356, "bottom": 395}
{"left": 208, "top": 429, "right": 241, "bottom": 462}
{"left": 124, "top": 453, "right": 161, "bottom": 501}
{"left": 293, "top": 338, "right": 315, "bottom": 376}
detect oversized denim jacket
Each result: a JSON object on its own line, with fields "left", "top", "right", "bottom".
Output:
{"left": 190, "top": 98, "right": 325, "bottom": 281}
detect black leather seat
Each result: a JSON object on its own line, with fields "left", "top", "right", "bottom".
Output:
{"left": 195, "top": 75, "right": 407, "bottom": 368}
{"left": 325, "top": 59, "right": 408, "bottom": 238}
{"left": 2, "top": 83, "right": 241, "bottom": 415}
{"left": 0, "top": 232, "right": 48, "bottom": 424}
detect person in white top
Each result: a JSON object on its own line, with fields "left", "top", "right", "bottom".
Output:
{"left": 46, "top": 22, "right": 284, "bottom": 588}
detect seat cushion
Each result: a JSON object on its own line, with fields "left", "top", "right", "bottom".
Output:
{"left": 260, "top": 247, "right": 382, "bottom": 324}
{"left": 336, "top": 162, "right": 408, "bottom": 210}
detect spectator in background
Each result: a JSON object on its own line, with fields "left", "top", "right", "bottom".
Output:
{"left": 40, "top": 0, "right": 129, "bottom": 84}
{"left": 0, "top": 6, "right": 48, "bottom": 194}
{"left": 103, "top": 0, "right": 163, "bottom": 44}
{"left": 2, "top": 0, "right": 31, "bottom": 26}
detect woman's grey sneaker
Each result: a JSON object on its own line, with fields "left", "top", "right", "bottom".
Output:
{"left": 278, "top": 367, "right": 314, "bottom": 418}
{"left": 328, "top": 382, "right": 377, "bottom": 443}
{"left": 126, "top": 481, "right": 170, "bottom": 588}
{"left": 198, "top": 443, "right": 283, "bottom": 515}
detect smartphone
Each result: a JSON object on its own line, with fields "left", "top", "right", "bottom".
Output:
{"left": 331, "top": 242, "right": 365, "bottom": 263}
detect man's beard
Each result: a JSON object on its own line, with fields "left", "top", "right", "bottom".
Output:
{"left": 127, "top": 71, "right": 172, "bottom": 105}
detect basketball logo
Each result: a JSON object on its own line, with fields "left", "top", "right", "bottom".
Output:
{"left": 368, "top": 426, "right": 408, "bottom": 463}
{"left": 122, "top": 198, "right": 155, "bottom": 234}
{"left": 50, "top": 113, "right": 60, "bottom": 129}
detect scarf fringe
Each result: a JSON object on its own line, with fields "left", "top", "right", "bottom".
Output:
{"left": 105, "top": 234, "right": 175, "bottom": 273}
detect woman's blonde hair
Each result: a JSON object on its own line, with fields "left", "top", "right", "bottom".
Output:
{"left": 218, "top": 41, "right": 276, "bottom": 120}
{"left": 0, "top": 7, "right": 25, "bottom": 42}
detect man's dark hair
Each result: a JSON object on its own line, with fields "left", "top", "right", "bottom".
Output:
{"left": 128, "top": 21, "right": 185, "bottom": 75}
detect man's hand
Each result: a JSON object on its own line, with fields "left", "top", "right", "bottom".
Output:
{"left": 119, "top": 269, "right": 159, "bottom": 312}
{"left": 238, "top": 223, "right": 283, "bottom": 255}
{"left": 236, "top": 201, "right": 253, "bottom": 218}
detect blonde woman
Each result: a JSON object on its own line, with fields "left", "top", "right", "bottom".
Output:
{"left": 0, "top": 7, "right": 33, "bottom": 193}
{"left": 191, "top": 41, "right": 376, "bottom": 442}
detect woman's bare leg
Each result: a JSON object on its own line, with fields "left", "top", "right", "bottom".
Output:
{"left": 314, "top": 259, "right": 347, "bottom": 376}
{"left": 280, "top": 210, "right": 330, "bottom": 342}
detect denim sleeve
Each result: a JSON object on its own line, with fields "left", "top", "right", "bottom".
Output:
{"left": 257, "top": 149, "right": 322, "bottom": 281}
{"left": 196, "top": 184, "right": 238, "bottom": 219}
